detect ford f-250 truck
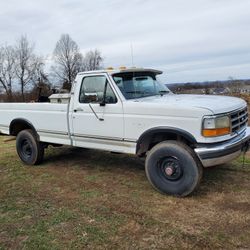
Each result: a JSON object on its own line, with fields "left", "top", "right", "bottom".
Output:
{"left": 0, "top": 68, "right": 249, "bottom": 196}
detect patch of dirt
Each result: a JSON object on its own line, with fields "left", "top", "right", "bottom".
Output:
{"left": 216, "top": 198, "right": 250, "bottom": 213}
{"left": 118, "top": 220, "right": 141, "bottom": 234}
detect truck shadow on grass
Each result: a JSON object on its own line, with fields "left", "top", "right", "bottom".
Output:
{"left": 42, "top": 146, "right": 250, "bottom": 197}
{"left": 43, "top": 146, "right": 145, "bottom": 171}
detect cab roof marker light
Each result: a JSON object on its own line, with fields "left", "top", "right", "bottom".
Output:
{"left": 119, "top": 66, "right": 127, "bottom": 70}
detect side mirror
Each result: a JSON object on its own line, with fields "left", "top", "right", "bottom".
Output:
{"left": 99, "top": 100, "right": 106, "bottom": 106}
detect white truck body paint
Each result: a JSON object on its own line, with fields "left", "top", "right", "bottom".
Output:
{"left": 0, "top": 68, "right": 249, "bottom": 167}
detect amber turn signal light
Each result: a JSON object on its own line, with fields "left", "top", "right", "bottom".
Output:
{"left": 202, "top": 127, "right": 230, "bottom": 137}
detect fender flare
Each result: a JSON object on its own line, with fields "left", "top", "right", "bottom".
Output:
{"left": 136, "top": 126, "right": 197, "bottom": 155}
{"left": 9, "top": 118, "right": 39, "bottom": 139}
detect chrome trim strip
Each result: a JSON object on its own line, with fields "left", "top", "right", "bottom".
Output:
{"left": 73, "top": 133, "right": 123, "bottom": 141}
{"left": 73, "top": 136, "right": 136, "bottom": 148}
{"left": 72, "top": 133, "right": 136, "bottom": 143}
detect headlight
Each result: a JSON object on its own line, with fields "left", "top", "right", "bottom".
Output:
{"left": 202, "top": 115, "right": 230, "bottom": 137}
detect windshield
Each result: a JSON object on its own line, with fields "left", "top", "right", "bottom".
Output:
{"left": 112, "top": 72, "right": 171, "bottom": 100}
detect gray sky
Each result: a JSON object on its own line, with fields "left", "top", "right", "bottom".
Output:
{"left": 0, "top": 0, "right": 250, "bottom": 83}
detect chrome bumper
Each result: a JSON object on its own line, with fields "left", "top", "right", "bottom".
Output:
{"left": 195, "top": 127, "right": 250, "bottom": 167}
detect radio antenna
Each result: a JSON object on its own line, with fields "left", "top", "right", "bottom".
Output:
{"left": 130, "top": 42, "right": 134, "bottom": 67}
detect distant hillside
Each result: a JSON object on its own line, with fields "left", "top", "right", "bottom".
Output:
{"left": 167, "top": 79, "right": 250, "bottom": 93}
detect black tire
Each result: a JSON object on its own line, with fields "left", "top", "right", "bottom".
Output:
{"left": 16, "top": 129, "right": 44, "bottom": 165}
{"left": 145, "top": 141, "right": 203, "bottom": 197}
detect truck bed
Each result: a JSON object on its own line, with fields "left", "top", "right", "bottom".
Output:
{"left": 0, "top": 103, "right": 71, "bottom": 145}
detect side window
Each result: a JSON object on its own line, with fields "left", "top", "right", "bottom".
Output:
{"left": 79, "top": 76, "right": 117, "bottom": 104}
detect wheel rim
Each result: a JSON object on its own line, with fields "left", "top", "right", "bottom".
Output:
{"left": 20, "top": 139, "right": 32, "bottom": 160}
{"left": 158, "top": 156, "right": 183, "bottom": 181}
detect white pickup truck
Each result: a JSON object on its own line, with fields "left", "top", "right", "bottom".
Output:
{"left": 0, "top": 68, "right": 249, "bottom": 196}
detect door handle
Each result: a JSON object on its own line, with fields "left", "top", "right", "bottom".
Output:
{"left": 74, "top": 107, "right": 84, "bottom": 112}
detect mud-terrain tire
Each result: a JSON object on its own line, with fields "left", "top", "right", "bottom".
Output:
{"left": 145, "top": 141, "right": 203, "bottom": 197}
{"left": 16, "top": 129, "right": 44, "bottom": 165}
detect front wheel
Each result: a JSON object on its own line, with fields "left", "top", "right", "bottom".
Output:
{"left": 16, "top": 129, "right": 44, "bottom": 165}
{"left": 145, "top": 141, "right": 203, "bottom": 197}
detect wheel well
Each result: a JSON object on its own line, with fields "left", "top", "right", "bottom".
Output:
{"left": 136, "top": 130, "right": 197, "bottom": 156}
{"left": 9, "top": 119, "right": 38, "bottom": 139}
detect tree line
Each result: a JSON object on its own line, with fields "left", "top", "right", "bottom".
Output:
{"left": 0, "top": 34, "right": 103, "bottom": 102}
{"left": 168, "top": 78, "right": 250, "bottom": 94}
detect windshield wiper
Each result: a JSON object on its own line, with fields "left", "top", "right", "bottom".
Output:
{"left": 159, "top": 90, "right": 170, "bottom": 96}
{"left": 126, "top": 91, "right": 144, "bottom": 94}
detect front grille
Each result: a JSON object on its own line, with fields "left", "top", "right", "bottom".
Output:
{"left": 230, "top": 107, "right": 248, "bottom": 134}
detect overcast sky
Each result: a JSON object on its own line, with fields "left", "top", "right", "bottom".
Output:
{"left": 0, "top": 0, "right": 250, "bottom": 83}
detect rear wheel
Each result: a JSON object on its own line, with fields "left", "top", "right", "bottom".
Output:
{"left": 16, "top": 129, "right": 44, "bottom": 165}
{"left": 145, "top": 141, "right": 202, "bottom": 197}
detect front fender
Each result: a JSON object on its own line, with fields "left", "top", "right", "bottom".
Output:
{"left": 136, "top": 126, "right": 197, "bottom": 155}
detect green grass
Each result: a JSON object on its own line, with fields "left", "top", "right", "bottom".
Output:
{"left": 0, "top": 136, "right": 250, "bottom": 249}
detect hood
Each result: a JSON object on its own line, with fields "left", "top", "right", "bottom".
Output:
{"left": 133, "top": 94, "right": 246, "bottom": 114}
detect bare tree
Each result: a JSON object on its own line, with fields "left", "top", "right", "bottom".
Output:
{"left": 33, "top": 64, "right": 52, "bottom": 100}
{"left": 83, "top": 49, "right": 103, "bottom": 71}
{"left": 0, "top": 45, "right": 16, "bottom": 100}
{"left": 53, "top": 34, "right": 83, "bottom": 90}
{"left": 14, "top": 35, "right": 43, "bottom": 101}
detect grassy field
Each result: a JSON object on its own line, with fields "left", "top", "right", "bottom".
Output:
{"left": 0, "top": 136, "right": 250, "bottom": 249}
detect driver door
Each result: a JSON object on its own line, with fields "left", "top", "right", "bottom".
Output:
{"left": 71, "top": 74, "right": 124, "bottom": 149}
